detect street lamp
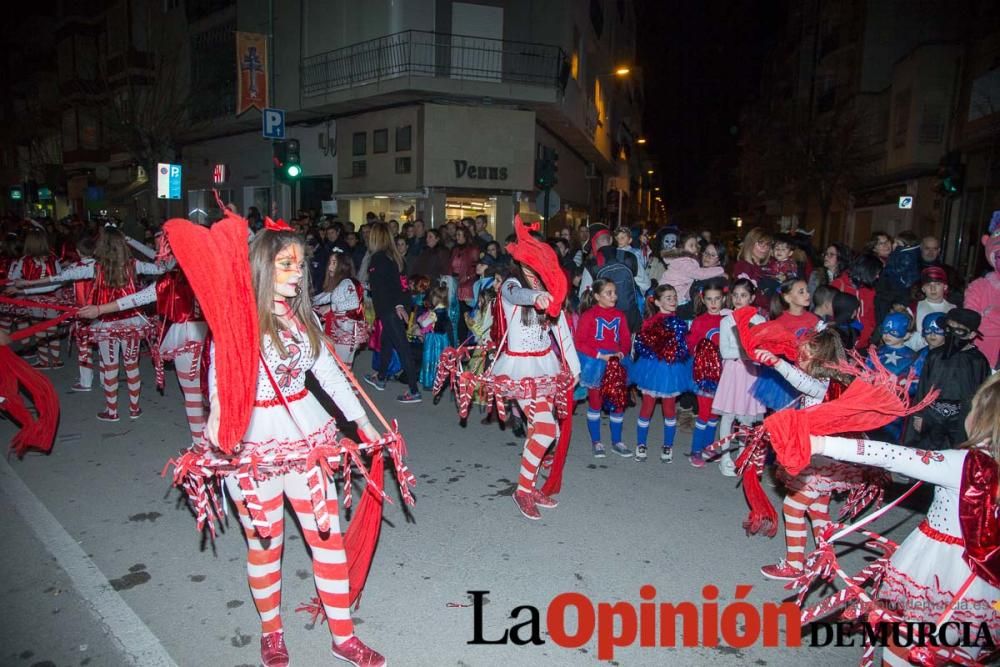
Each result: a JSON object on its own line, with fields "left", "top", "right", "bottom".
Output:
{"left": 614, "top": 66, "right": 631, "bottom": 76}
{"left": 637, "top": 138, "right": 647, "bottom": 144}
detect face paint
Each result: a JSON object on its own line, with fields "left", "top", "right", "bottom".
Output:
{"left": 274, "top": 243, "right": 304, "bottom": 301}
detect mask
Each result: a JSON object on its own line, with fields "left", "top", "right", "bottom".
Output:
{"left": 662, "top": 233, "right": 677, "bottom": 250}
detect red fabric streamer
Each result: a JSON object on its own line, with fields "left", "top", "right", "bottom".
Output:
{"left": 0, "top": 345, "right": 60, "bottom": 456}
{"left": 163, "top": 214, "right": 258, "bottom": 454}
{"left": 344, "top": 449, "right": 385, "bottom": 607}
{"left": 959, "top": 450, "right": 1000, "bottom": 588}
{"left": 540, "top": 386, "right": 575, "bottom": 497}
{"left": 733, "top": 305, "right": 798, "bottom": 360}
{"left": 764, "top": 354, "right": 938, "bottom": 476}
{"left": 600, "top": 357, "right": 628, "bottom": 412}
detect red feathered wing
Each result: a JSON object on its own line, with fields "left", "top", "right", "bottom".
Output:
{"left": 733, "top": 306, "right": 798, "bottom": 360}
{"left": 505, "top": 215, "right": 567, "bottom": 318}
{"left": 163, "top": 215, "right": 258, "bottom": 453}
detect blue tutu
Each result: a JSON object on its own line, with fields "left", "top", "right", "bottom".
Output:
{"left": 578, "top": 353, "right": 607, "bottom": 389}
{"left": 629, "top": 356, "right": 693, "bottom": 398}
{"left": 420, "top": 332, "right": 450, "bottom": 390}
{"left": 751, "top": 366, "right": 799, "bottom": 410}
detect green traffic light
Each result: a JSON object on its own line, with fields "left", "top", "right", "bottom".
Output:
{"left": 286, "top": 164, "right": 302, "bottom": 178}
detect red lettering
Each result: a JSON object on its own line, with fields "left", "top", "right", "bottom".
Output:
{"left": 547, "top": 593, "right": 594, "bottom": 648}
{"left": 597, "top": 602, "right": 637, "bottom": 660}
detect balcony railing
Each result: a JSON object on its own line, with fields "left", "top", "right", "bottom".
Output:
{"left": 302, "top": 30, "right": 566, "bottom": 98}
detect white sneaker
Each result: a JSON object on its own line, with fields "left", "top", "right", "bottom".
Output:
{"left": 719, "top": 454, "right": 737, "bottom": 477}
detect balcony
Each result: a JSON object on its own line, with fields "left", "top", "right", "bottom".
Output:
{"left": 302, "top": 30, "right": 566, "bottom": 100}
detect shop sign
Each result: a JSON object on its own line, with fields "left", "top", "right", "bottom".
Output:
{"left": 38, "top": 187, "right": 53, "bottom": 201}
{"left": 10, "top": 186, "right": 23, "bottom": 200}
{"left": 454, "top": 160, "right": 508, "bottom": 181}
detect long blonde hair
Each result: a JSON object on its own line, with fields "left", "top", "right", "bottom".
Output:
{"left": 367, "top": 221, "right": 405, "bottom": 272}
{"left": 249, "top": 230, "right": 323, "bottom": 356}
{"left": 739, "top": 227, "right": 773, "bottom": 265}
{"left": 964, "top": 372, "right": 1000, "bottom": 464}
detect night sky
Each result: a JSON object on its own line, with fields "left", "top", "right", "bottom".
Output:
{"left": 636, "top": 0, "right": 787, "bottom": 217}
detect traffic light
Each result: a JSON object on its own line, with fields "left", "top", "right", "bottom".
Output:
{"left": 273, "top": 140, "right": 302, "bottom": 182}
{"left": 935, "top": 152, "right": 964, "bottom": 197}
{"left": 534, "top": 146, "right": 558, "bottom": 190}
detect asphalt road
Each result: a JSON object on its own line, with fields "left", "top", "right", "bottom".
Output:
{"left": 1, "top": 351, "right": 930, "bottom": 667}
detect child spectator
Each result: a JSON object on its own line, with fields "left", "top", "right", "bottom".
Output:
{"left": 660, "top": 233, "right": 725, "bottom": 320}
{"left": 575, "top": 279, "right": 632, "bottom": 458}
{"left": 907, "top": 266, "right": 955, "bottom": 352}
{"left": 763, "top": 235, "right": 800, "bottom": 283}
{"left": 811, "top": 285, "right": 838, "bottom": 321}
{"left": 629, "top": 284, "right": 693, "bottom": 463}
{"left": 417, "top": 285, "right": 451, "bottom": 391}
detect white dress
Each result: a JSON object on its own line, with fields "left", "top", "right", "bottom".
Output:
{"left": 490, "top": 278, "right": 580, "bottom": 381}
{"left": 823, "top": 437, "right": 999, "bottom": 639}
{"left": 209, "top": 324, "right": 365, "bottom": 477}
{"left": 114, "top": 282, "right": 208, "bottom": 360}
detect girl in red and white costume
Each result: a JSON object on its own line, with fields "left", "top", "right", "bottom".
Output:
{"left": 17, "top": 226, "right": 165, "bottom": 421}
{"left": 77, "top": 234, "right": 207, "bottom": 441}
{"left": 8, "top": 227, "right": 64, "bottom": 368}
{"left": 198, "top": 222, "right": 386, "bottom": 667}
{"left": 808, "top": 372, "right": 1000, "bottom": 666}
{"left": 491, "top": 220, "right": 580, "bottom": 521}
{"left": 754, "top": 329, "right": 885, "bottom": 581}
{"left": 314, "top": 248, "right": 365, "bottom": 365}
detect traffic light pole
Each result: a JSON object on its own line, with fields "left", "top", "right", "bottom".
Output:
{"left": 543, "top": 187, "right": 551, "bottom": 228}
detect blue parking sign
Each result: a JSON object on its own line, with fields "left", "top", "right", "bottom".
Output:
{"left": 263, "top": 108, "right": 285, "bottom": 139}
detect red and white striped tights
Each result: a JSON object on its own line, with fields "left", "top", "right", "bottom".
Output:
{"left": 782, "top": 489, "right": 831, "bottom": 569}
{"left": 515, "top": 397, "right": 557, "bottom": 495}
{"left": 98, "top": 338, "right": 141, "bottom": 417}
{"left": 225, "top": 472, "right": 354, "bottom": 644}
{"left": 77, "top": 343, "right": 94, "bottom": 389}
{"left": 172, "top": 350, "right": 204, "bottom": 441}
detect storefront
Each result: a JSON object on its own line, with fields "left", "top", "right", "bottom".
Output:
{"left": 336, "top": 103, "right": 535, "bottom": 239}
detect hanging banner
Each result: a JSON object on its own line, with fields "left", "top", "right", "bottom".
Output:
{"left": 236, "top": 32, "right": 269, "bottom": 116}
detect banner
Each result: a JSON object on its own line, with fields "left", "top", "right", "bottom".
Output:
{"left": 236, "top": 32, "right": 268, "bottom": 115}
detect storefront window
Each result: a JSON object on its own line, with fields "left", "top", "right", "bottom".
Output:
{"left": 244, "top": 186, "right": 271, "bottom": 220}
{"left": 346, "top": 196, "right": 420, "bottom": 226}
{"left": 445, "top": 196, "right": 497, "bottom": 236}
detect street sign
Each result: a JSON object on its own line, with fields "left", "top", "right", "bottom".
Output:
{"left": 262, "top": 108, "right": 285, "bottom": 139}
{"left": 157, "top": 163, "right": 182, "bottom": 200}
{"left": 38, "top": 187, "right": 53, "bottom": 201}
{"left": 898, "top": 195, "right": 914, "bottom": 209}
{"left": 10, "top": 186, "right": 23, "bottom": 200}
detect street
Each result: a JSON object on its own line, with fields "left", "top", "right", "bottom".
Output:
{"left": 2, "top": 352, "right": 928, "bottom": 667}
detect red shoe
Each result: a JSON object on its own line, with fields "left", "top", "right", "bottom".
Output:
{"left": 760, "top": 559, "right": 803, "bottom": 581}
{"left": 96, "top": 410, "right": 120, "bottom": 423}
{"left": 129, "top": 407, "right": 142, "bottom": 420}
{"left": 512, "top": 490, "right": 541, "bottom": 520}
{"left": 260, "top": 631, "right": 289, "bottom": 667}
{"left": 531, "top": 488, "right": 558, "bottom": 508}
{"left": 331, "top": 636, "right": 385, "bottom": 667}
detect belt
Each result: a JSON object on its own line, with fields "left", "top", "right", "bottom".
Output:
{"left": 505, "top": 348, "right": 551, "bottom": 357}
{"left": 254, "top": 387, "right": 308, "bottom": 408}
{"left": 918, "top": 519, "right": 964, "bottom": 546}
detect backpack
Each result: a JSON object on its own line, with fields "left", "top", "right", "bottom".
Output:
{"left": 595, "top": 255, "right": 641, "bottom": 332}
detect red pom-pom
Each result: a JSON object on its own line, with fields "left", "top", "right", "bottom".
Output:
{"left": 600, "top": 357, "right": 629, "bottom": 412}
{"left": 693, "top": 339, "right": 721, "bottom": 393}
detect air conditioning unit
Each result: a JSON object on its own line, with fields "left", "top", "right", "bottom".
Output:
{"left": 584, "top": 163, "right": 598, "bottom": 179}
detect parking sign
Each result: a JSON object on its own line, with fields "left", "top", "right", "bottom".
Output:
{"left": 157, "top": 163, "right": 183, "bottom": 200}
{"left": 263, "top": 108, "right": 285, "bottom": 139}
{"left": 898, "top": 196, "right": 914, "bottom": 209}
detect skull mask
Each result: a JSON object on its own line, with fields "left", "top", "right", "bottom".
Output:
{"left": 661, "top": 233, "right": 678, "bottom": 251}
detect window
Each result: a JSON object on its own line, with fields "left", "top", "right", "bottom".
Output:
{"left": 373, "top": 128, "right": 388, "bottom": 153}
{"left": 893, "top": 89, "right": 911, "bottom": 149}
{"left": 395, "top": 157, "right": 411, "bottom": 174}
{"left": 919, "top": 103, "right": 945, "bottom": 144}
{"left": 395, "top": 125, "right": 412, "bottom": 152}
{"left": 352, "top": 160, "right": 367, "bottom": 177}
{"left": 352, "top": 132, "right": 367, "bottom": 156}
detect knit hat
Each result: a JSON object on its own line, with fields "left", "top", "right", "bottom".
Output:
{"left": 920, "top": 266, "right": 947, "bottom": 285}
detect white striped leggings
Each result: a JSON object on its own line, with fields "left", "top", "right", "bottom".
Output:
{"left": 782, "top": 489, "right": 831, "bottom": 569}
{"left": 171, "top": 350, "right": 204, "bottom": 441}
{"left": 98, "top": 338, "right": 141, "bottom": 416}
{"left": 515, "top": 397, "right": 558, "bottom": 495}
{"left": 225, "top": 471, "right": 354, "bottom": 643}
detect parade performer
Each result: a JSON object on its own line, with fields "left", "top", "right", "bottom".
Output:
{"left": 17, "top": 225, "right": 165, "bottom": 421}
{"left": 574, "top": 278, "right": 632, "bottom": 459}
{"left": 163, "top": 213, "right": 414, "bottom": 667}
{"left": 435, "top": 216, "right": 579, "bottom": 520}
{"left": 784, "top": 375, "right": 1000, "bottom": 667}
{"left": 76, "top": 233, "right": 207, "bottom": 441}
{"left": 8, "top": 225, "right": 64, "bottom": 368}
{"left": 314, "top": 249, "right": 367, "bottom": 365}
{"left": 628, "top": 284, "right": 692, "bottom": 463}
